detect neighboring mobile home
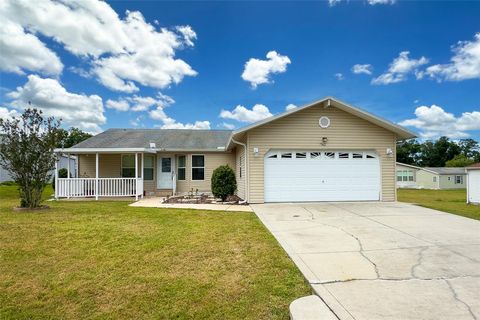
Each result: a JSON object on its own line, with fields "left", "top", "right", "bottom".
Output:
{"left": 54, "top": 97, "right": 415, "bottom": 203}
{"left": 466, "top": 163, "right": 480, "bottom": 204}
{"left": 0, "top": 154, "right": 76, "bottom": 183}
{"left": 396, "top": 162, "right": 467, "bottom": 189}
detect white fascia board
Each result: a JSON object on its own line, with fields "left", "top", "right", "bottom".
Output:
{"left": 54, "top": 148, "right": 154, "bottom": 153}
{"left": 54, "top": 148, "right": 230, "bottom": 153}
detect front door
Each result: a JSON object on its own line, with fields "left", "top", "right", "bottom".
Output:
{"left": 158, "top": 155, "right": 174, "bottom": 189}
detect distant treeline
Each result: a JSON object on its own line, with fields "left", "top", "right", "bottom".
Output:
{"left": 397, "top": 137, "right": 480, "bottom": 167}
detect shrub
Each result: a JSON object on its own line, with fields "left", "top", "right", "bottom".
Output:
{"left": 211, "top": 165, "right": 237, "bottom": 201}
{"left": 0, "top": 108, "right": 62, "bottom": 208}
{"left": 51, "top": 168, "right": 68, "bottom": 190}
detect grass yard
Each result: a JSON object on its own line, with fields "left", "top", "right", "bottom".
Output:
{"left": 0, "top": 185, "right": 310, "bottom": 319}
{"left": 397, "top": 188, "right": 480, "bottom": 220}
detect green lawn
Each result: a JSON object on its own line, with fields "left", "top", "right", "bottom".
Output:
{"left": 0, "top": 185, "right": 310, "bottom": 319}
{"left": 397, "top": 188, "right": 480, "bottom": 220}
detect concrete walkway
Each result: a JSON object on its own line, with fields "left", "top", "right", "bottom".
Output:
{"left": 252, "top": 202, "right": 480, "bottom": 320}
{"left": 130, "top": 197, "right": 253, "bottom": 212}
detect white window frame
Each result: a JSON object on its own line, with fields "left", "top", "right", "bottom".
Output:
{"left": 143, "top": 154, "right": 154, "bottom": 180}
{"left": 121, "top": 154, "right": 136, "bottom": 178}
{"left": 177, "top": 155, "right": 186, "bottom": 181}
{"left": 191, "top": 154, "right": 205, "bottom": 181}
{"left": 397, "top": 170, "right": 414, "bottom": 182}
{"left": 239, "top": 154, "right": 244, "bottom": 178}
{"left": 455, "top": 175, "right": 463, "bottom": 184}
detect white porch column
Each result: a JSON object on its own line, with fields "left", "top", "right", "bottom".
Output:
{"left": 95, "top": 153, "right": 99, "bottom": 200}
{"left": 67, "top": 153, "right": 70, "bottom": 199}
{"left": 141, "top": 153, "right": 144, "bottom": 199}
{"left": 135, "top": 152, "right": 139, "bottom": 200}
{"left": 54, "top": 154, "right": 58, "bottom": 200}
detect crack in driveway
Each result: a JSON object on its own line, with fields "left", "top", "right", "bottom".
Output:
{"left": 445, "top": 279, "right": 477, "bottom": 320}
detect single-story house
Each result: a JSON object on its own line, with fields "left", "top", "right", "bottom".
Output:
{"left": 466, "top": 163, "right": 480, "bottom": 204}
{"left": 53, "top": 97, "right": 415, "bottom": 203}
{"left": 0, "top": 154, "right": 76, "bottom": 183}
{"left": 396, "top": 162, "right": 467, "bottom": 189}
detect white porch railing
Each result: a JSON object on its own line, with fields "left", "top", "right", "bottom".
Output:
{"left": 57, "top": 178, "right": 143, "bottom": 198}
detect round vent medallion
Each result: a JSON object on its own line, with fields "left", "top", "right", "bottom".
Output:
{"left": 319, "top": 116, "right": 331, "bottom": 128}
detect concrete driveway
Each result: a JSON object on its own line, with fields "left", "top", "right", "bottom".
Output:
{"left": 252, "top": 202, "right": 480, "bottom": 320}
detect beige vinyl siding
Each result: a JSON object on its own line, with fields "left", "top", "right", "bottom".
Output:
{"left": 439, "top": 174, "right": 466, "bottom": 189}
{"left": 235, "top": 145, "right": 246, "bottom": 200}
{"left": 246, "top": 104, "right": 396, "bottom": 203}
{"left": 175, "top": 152, "right": 236, "bottom": 193}
{"left": 414, "top": 170, "right": 439, "bottom": 189}
{"left": 77, "top": 154, "right": 153, "bottom": 192}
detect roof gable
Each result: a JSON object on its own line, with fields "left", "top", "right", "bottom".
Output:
{"left": 231, "top": 97, "right": 416, "bottom": 142}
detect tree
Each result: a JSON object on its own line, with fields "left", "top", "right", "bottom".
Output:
{"left": 458, "top": 138, "right": 479, "bottom": 160}
{"left": 396, "top": 139, "right": 421, "bottom": 165}
{"left": 211, "top": 165, "right": 237, "bottom": 201}
{"left": 0, "top": 109, "right": 62, "bottom": 208}
{"left": 445, "top": 154, "right": 475, "bottom": 167}
{"left": 419, "top": 136, "right": 461, "bottom": 167}
{"left": 57, "top": 127, "right": 92, "bottom": 148}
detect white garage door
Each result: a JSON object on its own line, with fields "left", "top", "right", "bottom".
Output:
{"left": 467, "top": 170, "right": 480, "bottom": 204}
{"left": 264, "top": 150, "right": 381, "bottom": 202}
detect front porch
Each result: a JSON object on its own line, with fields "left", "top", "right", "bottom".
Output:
{"left": 54, "top": 151, "right": 162, "bottom": 200}
{"left": 56, "top": 177, "right": 144, "bottom": 200}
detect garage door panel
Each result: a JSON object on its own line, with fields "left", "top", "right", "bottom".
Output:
{"left": 264, "top": 150, "right": 380, "bottom": 202}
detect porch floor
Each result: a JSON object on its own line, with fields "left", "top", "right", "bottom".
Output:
{"left": 129, "top": 197, "right": 253, "bottom": 212}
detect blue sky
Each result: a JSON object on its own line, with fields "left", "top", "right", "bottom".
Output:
{"left": 0, "top": 0, "right": 479, "bottom": 140}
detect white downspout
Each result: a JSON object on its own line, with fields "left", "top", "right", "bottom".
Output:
{"left": 231, "top": 137, "right": 249, "bottom": 203}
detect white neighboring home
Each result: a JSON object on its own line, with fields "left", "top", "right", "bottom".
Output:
{"left": 0, "top": 154, "right": 77, "bottom": 183}
{"left": 466, "top": 163, "right": 480, "bottom": 204}
{"left": 396, "top": 162, "right": 467, "bottom": 189}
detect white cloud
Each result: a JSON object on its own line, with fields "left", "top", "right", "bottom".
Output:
{"left": 220, "top": 104, "right": 273, "bottom": 123}
{"left": 352, "top": 64, "right": 373, "bottom": 75}
{"left": 6, "top": 74, "right": 105, "bottom": 133}
{"left": 0, "top": 107, "right": 21, "bottom": 122}
{"left": 130, "top": 115, "right": 144, "bottom": 127}
{"left": 328, "top": 0, "right": 342, "bottom": 6}
{"left": 160, "top": 120, "right": 211, "bottom": 130}
{"left": 399, "top": 105, "right": 480, "bottom": 139}
{"left": 1, "top": 0, "right": 197, "bottom": 93}
{"left": 372, "top": 51, "right": 429, "bottom": 85}
{"left": 0, "top": 16, "right": 63, "bottom": 75}
{"left": 334, "top": 73, "right": 344, "bottom": 80}
{"left": 426, "top": 33, "right": 480, "bottom": 82}
{"left": 329, "top": 0, "right": 394, "bottom": 5}
{"left": 368, "top": 0, "right": 395, "bottom": 4}
{"left": 106, "top": 99, "right": 130, "bottom": 111}
{"left": 285, "top": 104, "right": 297, "bottom": 111}
{"left": 106, "top": 93, "right": 174, "bottom": 112}
{"left": 220, "top": 122, "right": 235, "bottom": 130}
{"left": 176, "top": 25, "right": 197, "bottom": 47}
{"left": 144, "top": 95, "right": 209, "bottom": 129}
{"left": 241, "top": 51, "right": 291, "bottom": 88}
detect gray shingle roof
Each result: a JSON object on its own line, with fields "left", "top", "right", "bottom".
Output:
{"left": 424, "top": 167, "right": 466, "bottom": 175}
{"left": 72, "top": 129, "right": 232, "bottom": 150}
